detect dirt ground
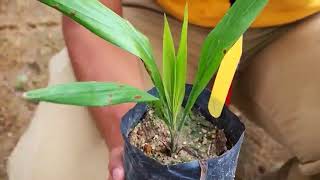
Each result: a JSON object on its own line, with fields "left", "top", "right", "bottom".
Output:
{"left": 0, "top": 0, "right": 63, "bottom": 179}
{"left": 0, "top": 0, "right": 291, "bottom": 180}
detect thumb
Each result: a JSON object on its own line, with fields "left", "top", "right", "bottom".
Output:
{"left": 112, "top": 167, "right": 124, "bottom": 180}
{"left": 108, "top": 147, "right": 124, "bottom": 180}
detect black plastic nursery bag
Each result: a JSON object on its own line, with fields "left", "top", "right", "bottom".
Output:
{"left": 121, "top": 85, "right": 245, "bottom": 180}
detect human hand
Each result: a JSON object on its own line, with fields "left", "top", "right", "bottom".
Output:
{"left": 108, "top": 147, "right": 124, "bottom": 180}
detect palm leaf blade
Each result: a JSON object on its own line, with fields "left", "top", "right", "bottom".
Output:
{"left": 162, "top": 14, "right": 176, "bottom": 111}
{"left": 39, "top": 0, "right": 167, "bottom": 107}
{"left": 174, "top": 6, "right": 188, "bottom": 124}
{"left": 24, "top": 82, "right": 158, "bottom": 106}
{"left": 181, "top": 0, "right": 268, "bottom": 129}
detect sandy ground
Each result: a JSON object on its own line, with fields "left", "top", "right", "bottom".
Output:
{"left": 0, "top": 0, "right": 63, "bottom": 179}
{"left": 0, "top": 0, "right": 291, "bottom": 180}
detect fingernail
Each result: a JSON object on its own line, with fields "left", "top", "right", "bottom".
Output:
{"left": 112, "top": 168, "right": 123, "bottom": 179}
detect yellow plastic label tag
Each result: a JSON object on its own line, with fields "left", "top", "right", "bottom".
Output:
{"left": 209, "top": 36, "right": 243, "bottom": 118}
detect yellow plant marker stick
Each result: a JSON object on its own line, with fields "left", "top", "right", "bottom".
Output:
{"left": 209, "top": 36, "right": 243, "bottom": 118}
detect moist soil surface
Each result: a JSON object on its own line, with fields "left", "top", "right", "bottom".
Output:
{"left": 129, "top": 108, "right": 228, "bottom": 165}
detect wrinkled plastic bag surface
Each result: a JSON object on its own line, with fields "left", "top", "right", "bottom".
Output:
{"left": 121, "top": 85, "right": 245, "bottom": 180}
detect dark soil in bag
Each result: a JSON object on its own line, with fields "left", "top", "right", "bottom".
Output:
{"left": 129, "top": 107, "right": 229, "bottom": 165}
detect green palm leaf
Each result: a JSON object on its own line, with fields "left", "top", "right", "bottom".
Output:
{"left": 24, "top": 82, "right": 158, "bottom": 106}
{"left": 39, "top": 0, "right": 167, "bottom": 106}
{"left": 180, "top": 0, "right": 268, "bottom": 130}
{"left": 174, "top": 6, "right": 188, "bottom": 125}
{"left": 162, "top": 14, "right": 176, "bottom": 113}
{"left": 162, "top": 7, "right": 188, "bottom": 128}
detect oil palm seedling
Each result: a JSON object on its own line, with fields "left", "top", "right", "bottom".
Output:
{"left": 25, "top": 0, "right": 267, "bottom": 153}
{"left": 25, "top": 1, "right": 268, "bottom": 178}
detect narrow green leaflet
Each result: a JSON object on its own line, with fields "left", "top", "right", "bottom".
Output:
{"left": 162, "top": 7, "right": 188, "bottom": 128}
{"left": 24, "top": 82, "right": 158, "bottom": 106}
{"left": 174, "top": 6, "right": 188, "bottom": 124}
{"left": 181, "top": 0, "right": 268, "bottom": 130}
{"left": 162, "top": 14, "right": 176, "bottom": 113}
{"left": 39, "top": 0, "right": 166, "bottom": 107}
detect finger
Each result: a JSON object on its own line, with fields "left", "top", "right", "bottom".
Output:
{"left": 112, "top": 167, "right": 124, "bottom": 180}
{"left": 108, "top": 152, "right": 123, "bottom": 174}
{"left": 108, "top": 147, "right": 124, "bottom": 180}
